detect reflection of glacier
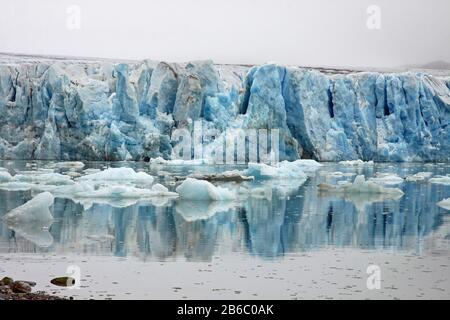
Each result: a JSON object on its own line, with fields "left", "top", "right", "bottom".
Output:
{"left": 1, "top": 176, "right": 448, "bottom": 260}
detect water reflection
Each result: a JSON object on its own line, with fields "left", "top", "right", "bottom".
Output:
{"left": 0, "top": 164, "right": 449, "bottom": 260}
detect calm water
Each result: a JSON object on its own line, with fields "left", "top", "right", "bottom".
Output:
{"left": 1, "top": 161, "right": 449, "bottom": 260}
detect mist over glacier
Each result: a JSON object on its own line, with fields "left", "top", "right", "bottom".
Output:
{"left": 0, "top": 53, "right": 449, "bottom": 162}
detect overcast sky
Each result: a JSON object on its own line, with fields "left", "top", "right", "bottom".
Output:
{"left": 1, "top": 0, "right": 449, "bottom": 68}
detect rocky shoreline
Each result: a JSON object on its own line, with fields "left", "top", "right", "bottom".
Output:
{"left": 0, "top": 277, "right": 67, "bottom": 300}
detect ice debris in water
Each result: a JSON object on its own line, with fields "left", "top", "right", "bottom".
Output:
{"left": 0, "top": 171, "right": 12, "bottom": 183}
{"left": 72, "top": 185, "right": 178, "bottom": 199}
{"left": 78, "top": 167, "right": 154, "bottom": 185}
{"left": 175, "top": 178, "right": 236, "bottom": 201}
{"left": 320, "top": 171, "right": 355, "bottom": 178}
{"left": 3, "top": 192, "right": 54, "bottom": 222}
{"left": 338, "top": 160, "right": 374, "bottom": 166}
{"left": 243, "top": 159, "right": 320, "bottom": 180}
{"left": 150, "top": 157, "right": 212, "bottom": 166}
{"left": 319, "top": 175, "right": 404, "bottom": 196}
{"left": 185, "top": 170, "right": 254, "bottom": 182}
{"left": 429, "top": 175, "right": 450, "bottom": 185}
{"left": 50, "top": 161, "right": 85, "bottom": 170}
{"left": 368, "top": 173, "right": 404, "bottom": 185}
{"left": 13, "top": 172, "right": 74, "bottom": 185}
{"left": 437, "top": 198, "right": 450, "bottom": 210}
{"left": 405, "top": 172, "right": 433, "bottom": 182}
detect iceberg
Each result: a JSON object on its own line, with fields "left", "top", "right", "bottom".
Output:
{"left": 3, "top": 192, "right": 54, "bottom": 222}
{"left": 175, "top": 178, "right": 236, "bottom": 201}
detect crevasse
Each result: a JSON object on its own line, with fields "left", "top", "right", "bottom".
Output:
{"left": 0, "top": 54, "right": 449, "bottom": 162}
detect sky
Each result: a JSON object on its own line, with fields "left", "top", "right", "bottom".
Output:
{"left": 0, "top": 0, "right": 449, "bottom": 68}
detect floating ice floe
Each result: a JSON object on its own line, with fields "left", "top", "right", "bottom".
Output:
{"left": 3, "top": 192, "right": 54, "bottom": 222}
{"left": 0, "top": 181, "right": 58, "bottom": 192}
{"left": 176, "top": 178, "right": 236, "bottom": 200}
{"left": 83, "top": 168, "right": 102, "bottom": 175}
{"left": 184, "top": 170, "right": 254, "bottom": 182}
{"left": 320, "top": 171, "right": 356, "bottom": 178}
{"left": 73, "top": 185, "right": 178, "bottom": 199}
{"left": 429, "top": 175, "right": 450, "bottom": 185}
{"left": 244, "top": 160, "right": 313, "bottom": 180}
{"left": 77, "top": 167, "right": 154, "bottom": 185}
{"left": 63, "top": 171, "right": 83, "bottom": 178}
{"left": 437, "top": 198, "right": 450, "bottom": 210}
{"left": 338, "top": 160, "right": 374, "bottom": 166}
{"left": 13, "top": 172, "right": 74, "bottom": 186}
{"left": 318, "top": 175, "right": 404, "bottom": 197}
{"left": 51, "top": 161, "right": 85, "bottom": 170}
{"left": 0, "top": 171, "right": 12, "bottom": 183}
{"left": 150, "top": 157, "right": 212, "bottom": 166}
{"left": 368, "top": 173, "right": 404, "bottom": 185}
{"left": 405, "top": 172, "right": 433, "bottom": 182}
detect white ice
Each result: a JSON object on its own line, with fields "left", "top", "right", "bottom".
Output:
{"left": 78, "top": 167, "right": 154, "bottom": 185}
{"left": 368, "top": 173, "right": 404, "bottom": 185}
{"left": 319, "top": 175, "right": 404, "bottom": 197}
{"left": 429, "top": 175, "right": 450, "bottom": 185}
{"left": 176, "top": 178, "right": 236, "bottom": 201}
{"left": 437, "top": 198, "right": 450, "bottom": 210}
{"left": 0, "top": 171, "right": 12, "bottom": 183}
{"left": 405, "top": 172, "right": 433, "bottom": 182}
{"left": 3, "top": 192, "right": 54, "bottom": 222}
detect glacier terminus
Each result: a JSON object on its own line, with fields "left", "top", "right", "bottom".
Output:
{"left": 0, "top": 53, "right": 449, "bottom": 162}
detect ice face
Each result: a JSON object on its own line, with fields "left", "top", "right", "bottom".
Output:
{"left": 0, "top": 54, "right": 449, "bottom": 162}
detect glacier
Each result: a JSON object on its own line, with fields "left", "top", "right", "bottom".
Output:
{"left": 0, "top": 53, "right": 449, "bottom": 162}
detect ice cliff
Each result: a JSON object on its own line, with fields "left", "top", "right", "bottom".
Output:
{"left": 0, "top": 53, "right": 449, "bottom": 162}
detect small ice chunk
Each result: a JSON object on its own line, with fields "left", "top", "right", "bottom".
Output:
{"left": 405, "top": 172, "right": 433, "bottom": 182}
{"left": 437, "top": 198, "right": 450, "bottom": 210}
{"left": 83, "top": 168, "right": 102, "bottom": 175}
{"left": 319, "top": 175, "right": 404, "bottom": 196}
{"left": 429, "top": 175, "right": 450, "bottom": 185}
{"left": 78, "top": 167, "right": 154, "bottom": 184}
{"left": 187, "top": 170, "right": 254, "bottom": 182}
{"left": 0, "top": 171, "right": 12, "bottom": 183}
{"left": 13, "top": 172, "right": 74, "bottom": 186}
{"left": 321, "top": 171, "right": 355, "bottom": 178}
{"left": 52, "top": 161, "right": 85, "bottom": 170}
{"left": 368, "top": 173, "right": 404, "bottom": 185}
{"left": 150, "top": 157, "right": 211, "bottom": 166}
{"left": 3, "top": 192, "right": 54, "bottom": 222}
{"left": 176, "top": 178, "right": 235, "bottom": 200}
{"left": 244, "top": 161, "right": 308, "bottom": 180}
{"left": 74, "top": 184, "right": 177, "bottom": 199}
{"left": 151, "top": 183, "right": 169, "bottom": 193}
